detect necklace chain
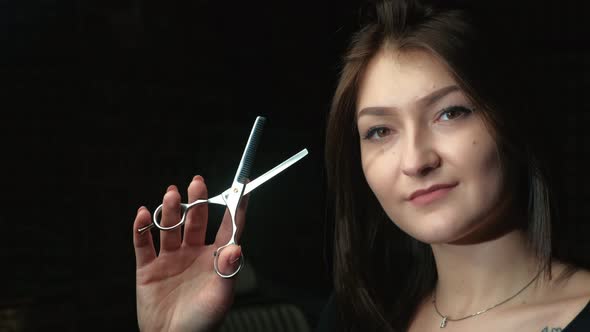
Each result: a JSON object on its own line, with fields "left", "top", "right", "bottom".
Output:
{"left": 431, "top": 268, "right": 543, "bottom": 328}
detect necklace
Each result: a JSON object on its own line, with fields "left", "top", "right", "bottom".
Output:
{"left": 431, "top": 269, "right": 543, "bottom": 328}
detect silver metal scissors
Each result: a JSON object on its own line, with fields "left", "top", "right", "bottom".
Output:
{"left": 137, "top": 116, "right": 308, "bottom": 278}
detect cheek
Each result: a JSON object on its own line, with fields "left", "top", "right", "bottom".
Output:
{"left": 441, "top": 121, "right": 501, "bottom": 183}
{"left": 468, "top": 137, "right": 501, "bottom": 182}
{"left": 475, "top": 141, "right": 504, "bottom": 202}
{"left": 455, "top": 136, "right": 504, "bottom": 217}
{"left": 361, "top": 147, "right": 400, "bottom": 200}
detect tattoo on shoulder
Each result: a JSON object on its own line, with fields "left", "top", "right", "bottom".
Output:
{"left": 541, "top": 327, "right": 563, "bottom": 332}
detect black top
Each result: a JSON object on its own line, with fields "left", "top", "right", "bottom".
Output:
{"left": 315, "top": 294, "right": 590, "bottom": 332}
{"left": 563, "top": 300, "right": 590, "bottom": 331}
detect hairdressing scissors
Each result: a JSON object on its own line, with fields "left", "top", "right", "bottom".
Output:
{"left": 137, "top": 116, "right": 308, "bottom": 278}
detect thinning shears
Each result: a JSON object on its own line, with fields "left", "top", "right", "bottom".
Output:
{"left": 137, "top": 116, "right": 308, "bottom": 278}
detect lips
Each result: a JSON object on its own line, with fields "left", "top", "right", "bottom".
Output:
{"left": 408, "top": 183, "right": 458, "bottom": 201}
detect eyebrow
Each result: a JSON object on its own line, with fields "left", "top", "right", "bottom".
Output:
{"left": 357, "top": 85, "right": 460, "bottom": 117}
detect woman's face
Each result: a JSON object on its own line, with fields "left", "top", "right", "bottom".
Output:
{"left": 356, "top": 49, "right": 505, "bottom": 244}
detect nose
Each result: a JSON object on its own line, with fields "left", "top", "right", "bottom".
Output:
{"left": 400, "top": 131, "right": 441, "bottom": 178}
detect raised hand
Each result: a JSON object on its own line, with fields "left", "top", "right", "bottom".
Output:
{"left": 133, "top": 175, "right": 247, "bottom": 332}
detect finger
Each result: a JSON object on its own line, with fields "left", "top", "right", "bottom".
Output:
{"left": 214, "top": 194, "right": 249, "bottom": 246}
{"left": 160, "top": 185, "right": 182, "bottom": 252}
{"left": 133, "top": 206, "right": 156, "bottom": 268}
{"left": 183, "top": 175, "right": 208, "bottom": 247}
{"left": 215, "top": 244, "right": 243, "bottom": 277}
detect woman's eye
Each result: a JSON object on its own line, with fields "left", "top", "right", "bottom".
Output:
{"left": 363, "top": 126, "right": 391, "bottom": 141}
{"left": 438, "top": 105, "right": 473, "bottom": 121}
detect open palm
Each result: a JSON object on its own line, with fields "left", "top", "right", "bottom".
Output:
{"left": 133, "top": 176, "right": 246, "bottom": 332}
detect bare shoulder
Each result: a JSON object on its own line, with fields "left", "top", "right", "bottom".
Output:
{"left": 531, "top": 262, "right": 590, "bottom": 331}
{"left": 548, "top": 262, "right": 590, "bottom": 300}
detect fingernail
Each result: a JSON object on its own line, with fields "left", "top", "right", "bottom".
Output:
{"left": 166, "top": 185, "right": 177, "bottom": 192}
{"left": 137, "top": 206, "right": 145, "bottom": 213}
{"left": 193, "top": 175, "right": 204, "bottom": 182}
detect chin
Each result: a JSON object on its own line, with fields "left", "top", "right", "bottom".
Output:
{"left": 391, "top": 211, "right": 481, "bottom": 245}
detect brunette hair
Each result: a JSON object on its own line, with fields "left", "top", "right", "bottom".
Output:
{"left": 325, "top": 1, "right": 566, "bottom": 330}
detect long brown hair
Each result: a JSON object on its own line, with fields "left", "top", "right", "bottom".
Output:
{"left": 325, "top": 1, "right": 559, "bottom": 330}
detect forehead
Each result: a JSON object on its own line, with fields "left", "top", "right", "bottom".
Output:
{"left": 356, "top": 49, "right": 458, "bottom": 113}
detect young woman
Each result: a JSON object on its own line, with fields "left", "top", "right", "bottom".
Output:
{"left": 133, "top": 1, "right": 590, "bottom": 331}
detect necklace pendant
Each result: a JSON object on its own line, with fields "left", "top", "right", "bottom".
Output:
{"left": 440, "top": 316, "right": 448, "bottom": 328}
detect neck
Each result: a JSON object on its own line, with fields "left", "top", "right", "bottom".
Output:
{"left": 431, "top": 229, "right": 543, "bottom": 318}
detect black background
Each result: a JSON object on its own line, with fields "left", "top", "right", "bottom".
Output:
{"left": 2, "top": 1, "right": 590, "bottom": 331}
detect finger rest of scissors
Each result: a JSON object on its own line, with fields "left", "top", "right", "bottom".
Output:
{"left": 137, "top": 223, "right": 155, "bottom": 234}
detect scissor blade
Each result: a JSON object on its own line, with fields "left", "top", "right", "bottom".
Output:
{"left": 243, "top": 148, "right": 308, "bottom": 196}
{"left": 233, "top": 116, "right": 266, "bottom": 184}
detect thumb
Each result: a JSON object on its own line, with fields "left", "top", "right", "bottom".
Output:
{"left": 215, "top": 244, "right": 243, "bottom": 278}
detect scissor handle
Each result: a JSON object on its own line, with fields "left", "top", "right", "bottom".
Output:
{"left": 151, "top": 203, "right": 187, "bottom": 231}
{"left": 153, "top": 198, "right": 210, "bottom": 230}
{"left": 212, "top": 186, "right": 244, "bottom": 278}
{"left": 213, "top": 243, "right": 244, "bottom": 278}
{"left": 137, "top": 199, "right": 209, "bottom": 234}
